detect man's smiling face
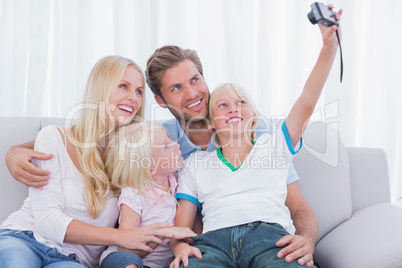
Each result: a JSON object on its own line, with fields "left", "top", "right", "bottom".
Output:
{"left": 155, "top": 59, "right": 210, "bottom": 122}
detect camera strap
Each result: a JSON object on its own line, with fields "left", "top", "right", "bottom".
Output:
{"left": 336, "top": 29, "right": 343, "bottom": 82}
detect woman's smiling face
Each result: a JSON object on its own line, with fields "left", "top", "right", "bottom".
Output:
{"left": 109, "top": 65, "right": 144, "bottom": 126}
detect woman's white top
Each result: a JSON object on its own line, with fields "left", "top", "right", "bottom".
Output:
{"left": 0, "top": 125, "right": 119, "bottom": 267}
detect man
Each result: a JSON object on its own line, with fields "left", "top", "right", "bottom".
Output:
{"left": 146, "top": 45, "right": 318, "bottom": 267}
{"left": 6, "top": 46, "right": 318, "bottom": 267}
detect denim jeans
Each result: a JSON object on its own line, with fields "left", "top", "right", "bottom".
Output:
{"left": 0, "top": 229, "right": 83, "bottom": 268}
{"left": 101, "top": 251, "right": 145, "bottom": 268}
{"left": 182, "top": 222, "right": 316, "bottom": 268}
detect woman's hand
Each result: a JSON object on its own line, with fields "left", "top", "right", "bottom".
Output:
{"left": 118, "top": 222, "right": 175, "bottom": 252}
{"left": 162, "top": 227, "right": 197, "bottom": 240}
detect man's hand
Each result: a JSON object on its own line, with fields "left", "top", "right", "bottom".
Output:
{"left": 170, "top": 242, "right": 202, "bottom": 268}
{"left": 283, "top": 181, "right": 318, "bottom": 267}
{"left": 276, "top": 234, "right": 315, "bottom": 267}
{"left": 6, "top": 145, "right": 53, "bottom": 189}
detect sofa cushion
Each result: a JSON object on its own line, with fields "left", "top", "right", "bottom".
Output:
{"left": 294, "top": 121, "right": 352, "bottom": 241}
{"left": 314, "top": 203, "right": 402, "bottom": 268}
{"left": 347, "top": 147, "right": 391, "bottom": 213}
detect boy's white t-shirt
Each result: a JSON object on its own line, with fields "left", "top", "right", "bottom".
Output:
{"left": 176, "top": 122, "right": 301, "bottom": 235}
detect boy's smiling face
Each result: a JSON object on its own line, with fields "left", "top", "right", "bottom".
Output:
{"left": 210, "top": 90, "right": 256, "bottom": 141}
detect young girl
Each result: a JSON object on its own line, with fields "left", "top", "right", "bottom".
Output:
{"left": 0, "top": 56, "right": 175, "bottom": 267}
{"left": 170, "top": 10, "right": 342, "bottom": 268}
{"left": 100, "top": 122, "right": 196, "bottom": 268}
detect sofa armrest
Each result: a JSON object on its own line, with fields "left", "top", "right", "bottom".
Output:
{"left": 314, "top": 203, "right": 402, "bottom": 268}
{"left": 347, "top": 147, "right": 390, "bottom": 213}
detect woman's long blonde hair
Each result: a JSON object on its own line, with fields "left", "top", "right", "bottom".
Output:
{"left": 72, "top": 56, "right": 145, "bottom": 219}
{"left": 106, "top": 121, "right": 166, "bottom": 197}
{"left": 208, "top": 83, "right": 260, "bottom": 147}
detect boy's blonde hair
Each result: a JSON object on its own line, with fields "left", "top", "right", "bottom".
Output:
{"left": 208, "top": 83, "right": 260, "bottom": 147}
{"left": 72, "top": 55, "right": 145, "bottom": 219}
{"left": 106, "top": 121, "right": 167, "bottom": 197}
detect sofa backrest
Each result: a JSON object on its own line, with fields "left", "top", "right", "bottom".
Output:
{"left": 293, "top": 121, "right": 352, "bottom": 241}
{"left": 0, "top": 117, "right": 41, "bottom": 222}
{"left": 0, "top": 117, "right": 74, "bottom": 222}
{"left": 1, "top": 118, "right": 381, "bottom": 243}
{"left": 40, "top": 117, "right": 69, "bottom": 129}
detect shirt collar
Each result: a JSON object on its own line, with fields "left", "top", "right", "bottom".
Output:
{"left": 147, "top": 173, "right": 178, "bottom": 205}
{"left": 174, "top": 119, "right": 215, "bottom": 160}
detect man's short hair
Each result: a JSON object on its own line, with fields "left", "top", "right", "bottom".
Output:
{"left": 145, "top": 45, "right": 204, "bottom": 97}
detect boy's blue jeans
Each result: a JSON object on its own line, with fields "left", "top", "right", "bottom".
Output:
{"left": 0, "top": 229, "right": 83, "bottom": 268}
{"left": 181, "top": 221, "right": 316, "bottom": 268}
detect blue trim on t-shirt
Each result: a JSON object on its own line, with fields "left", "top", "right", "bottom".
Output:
{"left": 281, "top": 121, "right": 303, "bottom": 155}
{"left": 176, "top": 193, "right": 202, "bottom": 212}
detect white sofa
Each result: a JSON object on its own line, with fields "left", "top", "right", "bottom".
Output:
{"left": 1, "top": 117, "right": 402, "bottom": 268}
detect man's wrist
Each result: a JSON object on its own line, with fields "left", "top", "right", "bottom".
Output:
{"left": 6, "top": 146, "right": 19, "bottom": 169}
{"left": 300, "top": 234, "right": 316, "bottom": 253}
{"left": 8, "top": 145, "right": 19, "bottom": 154}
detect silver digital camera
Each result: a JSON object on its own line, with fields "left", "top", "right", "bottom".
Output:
{"left": 307, "top": 2, "right": 339, "bottom": 27}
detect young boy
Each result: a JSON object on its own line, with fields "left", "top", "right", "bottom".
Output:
{"left": 170, "top": 6, "right": 343, "bottom": 268}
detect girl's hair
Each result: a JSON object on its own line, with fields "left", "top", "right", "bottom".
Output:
{"left": 106, "top": 121, "right": 167, "bottom": 197}
{"left": 208, "top": 83, "right": 260, "bottom": 147}
{"left": 72, "top": 55, "right": 145, "bottom": 219}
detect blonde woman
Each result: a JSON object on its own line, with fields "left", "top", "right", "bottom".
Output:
{"left": 100, "top": 122, "right": 196, "bottom": 268}
{"left": 0, "top": 56, "right": 174, "bottom": 268}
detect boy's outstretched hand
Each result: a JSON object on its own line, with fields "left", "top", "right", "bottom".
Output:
{"left": 318, "top": 4, "right": 343, "bottom": 48}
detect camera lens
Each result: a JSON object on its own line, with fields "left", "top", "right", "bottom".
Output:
{"left": 307, "top": 11, "right": 318, "bottom": 24}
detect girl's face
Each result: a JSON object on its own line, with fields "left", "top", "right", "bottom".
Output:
{"left": 151, "top": 128, "right": 183, "bottom": 177}
{"left": 109, "top": 65, "right": 144, "bottom": 126}
{"left": 210, "top": 90, "right": 256, "bottom": 140}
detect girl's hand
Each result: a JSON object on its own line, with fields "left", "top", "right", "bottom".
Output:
{"left": 118, "top": 222, "right": 174, "bottom": 252}
{"left": 162, "top": 227, "right": 197, "bottom": 240}
{"left": 318, "top": 4, "right": 343, "bottom": 48}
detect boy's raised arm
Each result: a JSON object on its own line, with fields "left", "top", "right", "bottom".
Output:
{"left": 286, "top": 6, "right": 343, "bottom": 147}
